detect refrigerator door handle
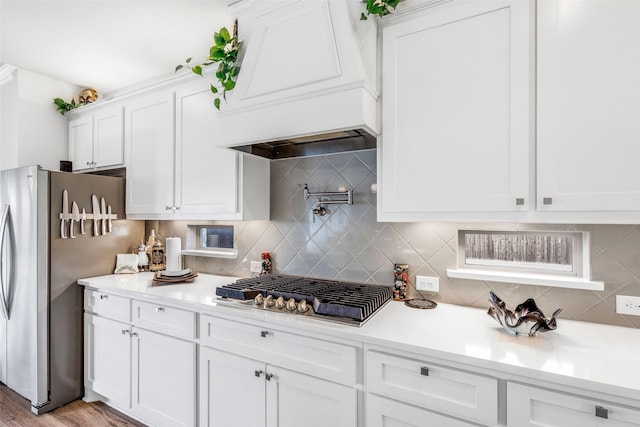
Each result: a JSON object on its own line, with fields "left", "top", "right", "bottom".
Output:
{"left": 0, "top": 204, "right": 10, "bottom": 319}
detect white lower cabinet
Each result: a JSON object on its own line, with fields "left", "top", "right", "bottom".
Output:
{"left": 365, "top": 349, "right": 498, "bottom": 426}
{"left": 84, "top": 294, "right": 196, "bottom": 427}
{"left": 199, "top": 347, "right": 357, "bottom": 427}
{"left": 198, "top": 315, "right": 358, "bottom": 427}
{"left": 131, "top": 328, "right": 196, "bottom": 427}
{"left": 84, "top": 314, "right": 131, "bottom": 409}
{"left": 507, "top": 382, "right": 640, "bottom": 427}
{"left": 366, "top": 394, "right": 478, "bottom": 427}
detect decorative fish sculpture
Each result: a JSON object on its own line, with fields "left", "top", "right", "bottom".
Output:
{"left": 487, "top": 291, "right": 562, "bottom": 336}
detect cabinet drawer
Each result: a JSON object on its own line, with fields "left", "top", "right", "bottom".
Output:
{"left": 365, "top": 350, "right": 498, "bottom": 425}
{"left": 508, "top": 382, "right": 640, "bottom": 426}
{"left": 200, "top": 315, "right": 358, "bottom": 385}
{"left": 132, "top": 300, "right": 196, "bottom": 340}
{"left": 84, "top": 289, "right": 131, "bottom": 322}
{"left": 366, "top": 393, "right": 478, "bottom": 427}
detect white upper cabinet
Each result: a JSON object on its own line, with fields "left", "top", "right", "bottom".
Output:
{"left": 125, "top": 77, "right": 270, "bottom": 220}
{"left": 174, "top": 81, "right": 239, "bottom": 216}
{"left": 537, "top": 0, "right": 640, "bottom": 217}
{"left": 69, "top": 104, "right": 124, "bottom": 172}
{"left": 124, "top": 90, "right": 175, "bottom": 216}
{"left": 378, "top": 0, "right": 533, "bottom": 222}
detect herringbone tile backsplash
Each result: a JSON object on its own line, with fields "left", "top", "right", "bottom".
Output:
{"left": 152, "top": 149, "right": 640, "bottom": 328}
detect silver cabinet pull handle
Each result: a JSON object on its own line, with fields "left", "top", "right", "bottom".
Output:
{"left": 260, "top": 330, "right": 269, "bottom": 338}
{"left": 265, "top": 373, "right": 274, "bottom": 381}
{"left": 156, "top": 307, "right": 165, "bottom": 313}
{"left": 99, "top": 294, "right": 109, "bottom": 300}
{"left": 254, "top": 370, "right": 263, "bottom": 378}
{"left": 121, "top": 329, "right": 130, "bottom": 335}
{"left": 131, "top": 331, "right": 138, "bottom": 337}
{"left": 420, "top": 367, "right": 430, "bottom": 376}
{"left": 595, "top": 405, "right": 608, "bottom": 419}
{"left": 0, "top": 205, "right": 10, "bottom": 320}
{"left": 515, "top": 198, "right": 525, "bottom": 206}
{"left": 543, "top": 197, "right": 553, "bottom": 205}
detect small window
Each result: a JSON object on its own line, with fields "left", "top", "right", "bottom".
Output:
{"left": 447, "top": 229, "right": 604, "bottom": 290}
{"left": 182, "top": 225, "right": 238, "bottom": 259}
{"left": 198, "top": 226, "right": 234, "bottom": 250}
{"left": 461, "top": 230, "right": 579, "bottom": 275}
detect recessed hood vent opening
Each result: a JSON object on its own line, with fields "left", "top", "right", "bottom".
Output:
{"left": 231, "top": 129, "right": 376, "bottom": 160}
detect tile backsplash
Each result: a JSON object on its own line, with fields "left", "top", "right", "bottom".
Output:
{"left": 151, "top": 149, "right": 640, "bottom": 329}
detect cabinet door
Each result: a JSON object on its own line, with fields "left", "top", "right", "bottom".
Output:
{"left": 125, "top": 91, "right": 175, "bottom": 215}
{"left": 508, "top": 383, "right": 640, "bottom": 426}
{"left": 379, "top": 0, "right": 532, "bottom": 220}
{"left": 69, "top": 116, "right": 94, "bottom": 171}
{"left": 266, "top": 365, "right": 357, "bottom": 427}
{"left": 84, "top": 313, "right": 131, "bottom": 408}
{"left": 131, "top": 328, "right": 196, "bottom": 427}
{"left": 199, "top": 347, "right": 265, "bottom": 427}
{"left": 537, "top": 0, "right": 640, "bottom": 212}
{"left": 93, "top": 105, "right": 124, "bottom": 169}
{"left": 366, "top": 394, "right": 478, "bottom": 427}
{"left": 175, "top": 81, "right": 239, "bottom": 216}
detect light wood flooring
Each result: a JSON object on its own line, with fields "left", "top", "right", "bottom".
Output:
{"left": 0, "top": 384, "right": 146, "bottom": 427}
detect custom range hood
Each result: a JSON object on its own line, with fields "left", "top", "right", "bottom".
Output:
{"left": 219, "top": 0, "right": 379, "bottom": 159}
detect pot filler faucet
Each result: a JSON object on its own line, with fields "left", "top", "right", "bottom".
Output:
{"left": 302, "top": 184, "right": 353, "bottom": 220}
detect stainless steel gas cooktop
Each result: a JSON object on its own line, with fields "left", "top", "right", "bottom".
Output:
{"left": 215, "top": 275, "right": 393, "bottom": 327}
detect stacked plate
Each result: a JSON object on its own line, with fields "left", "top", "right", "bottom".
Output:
{"left": 152, "top": 268, "right": 198, "bottom": 285}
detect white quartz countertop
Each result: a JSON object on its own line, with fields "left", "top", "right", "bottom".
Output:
{"left": 78, "top": 272, "right": 640, "bottom": 403}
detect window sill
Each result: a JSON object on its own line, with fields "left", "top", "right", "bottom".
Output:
{"left": 446, "top": 268, "right": 604, "bottom": 291}
{"left": 181, "top": 249, "right": 238, "bottom": 259}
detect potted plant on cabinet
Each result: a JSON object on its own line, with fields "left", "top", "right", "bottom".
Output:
{"left": 176, "top": 23, "right": 242, "bottom": 110}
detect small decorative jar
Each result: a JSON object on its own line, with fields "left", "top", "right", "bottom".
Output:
{"left": 149, "top": 240, "right": 166, "bottom": 272}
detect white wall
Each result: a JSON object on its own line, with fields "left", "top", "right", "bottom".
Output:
{"left": 0, "top": 65, "right": 79, "bottom": 171}
{"left": 0, "top": 65, "right": 18, "bottom": 171}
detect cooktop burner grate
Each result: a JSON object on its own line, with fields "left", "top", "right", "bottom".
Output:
{"left": 215, "top": 275, "right": 393, "bottom": 324}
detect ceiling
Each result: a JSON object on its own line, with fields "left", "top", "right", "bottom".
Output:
{"left": 0, "top": 0, "right": 231, "bottom": 95}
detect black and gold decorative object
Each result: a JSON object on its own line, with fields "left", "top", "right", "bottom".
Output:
{"left": 149, "top": 239, "right": 166, "bottom": 272}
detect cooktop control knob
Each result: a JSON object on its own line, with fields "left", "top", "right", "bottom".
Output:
{"left": 264, "top": 295, "right": 275, "bottom": 307}
{"left": 275, "top": 296, "right": 286, "bottom": 309}
{"left": 255, "top": 294, "right": 264, "bottom": 306}
{"left": 297, "top": 300, "right": 309, "bottom": 313}
{"left": 285, "top": 298, "right": 297, "bottom": 312}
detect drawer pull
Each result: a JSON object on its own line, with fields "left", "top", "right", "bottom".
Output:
{"left": 99, "top": 294, "right": 109, "bottom": 300}
{"left": 515, "top": 198, "right": 525, "bottom": 206}
{"left": 265, "top": 373, "right": 274, "bottom": 381}
{"left": 254, "top": 370, "right": 263, "bottom": 378}
{"left": 420, "top": 366, "right": 430, "bottom": 377}
{"left": 543, "top": 197, "right": 553, "bottom": 205}
{"left": 155, "top": 307, "right": 165, "bottom": 313}
{"left": 595, "top": 405, "right": 608, "bottom": 419}
{"left": 260, "top": 330, "right": 270, "bottom": 338}
{"left": 131, "top": 332, "right": 138, "bottom": 337}
{"left": 121, "top": 329, "right": 129, "bottom": 335}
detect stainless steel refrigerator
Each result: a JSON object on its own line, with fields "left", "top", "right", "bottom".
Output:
{"left": 0, "top": 165, "right": 144, "bottom": 414}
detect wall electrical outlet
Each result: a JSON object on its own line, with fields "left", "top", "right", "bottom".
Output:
{"left": 616, "top": 295, "right": 640, "bottom": 316}
{"left": 250, "top": 261, "right": 262, "bottom": 273}
{"left": 416, "top": 275, "right": 439, "bottom": 292}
